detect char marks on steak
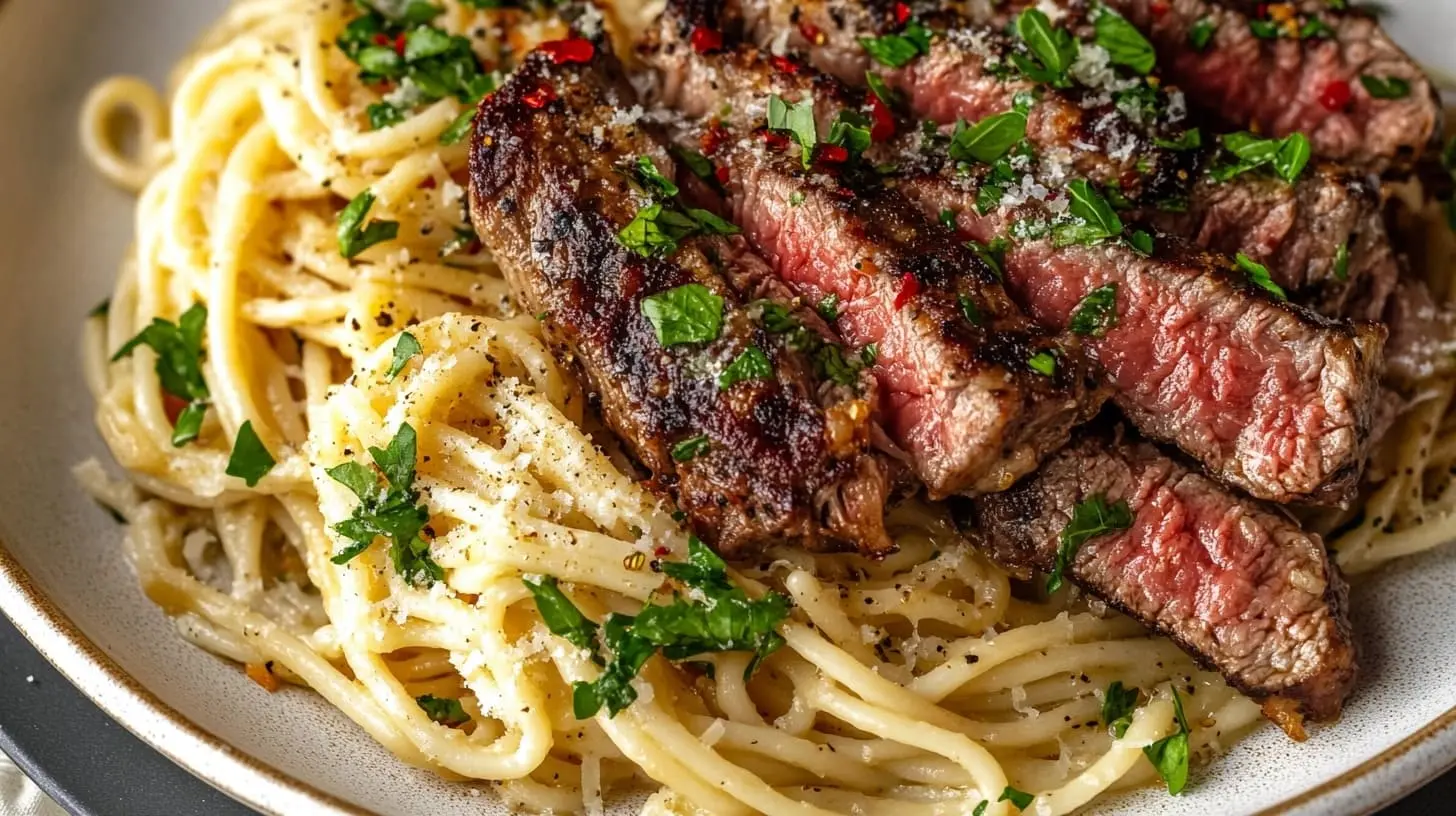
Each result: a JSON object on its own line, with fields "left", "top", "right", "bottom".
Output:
{"left": 967, "top": 431, "right": 1358, "bottom": 731}
{"left": 716, "top": 0, "right": 1398, "bottom": 319}
{"left": 1107, "top": 0, "right": 1442, "bottom": 171}
{"left": 468, "top": 45, "right": 894, "bottom": 557}
{"left": 641, "top": 25, "right": 1387, "bottom": 505}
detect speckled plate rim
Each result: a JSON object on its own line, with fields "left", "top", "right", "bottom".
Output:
{"left": 3, "top": 536, "right": 1456, "bottom": 816}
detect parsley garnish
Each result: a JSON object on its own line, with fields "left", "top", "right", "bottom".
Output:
{"left": 618, "top": 205, "right": 738, "bottom": 258}
{"left": 523, "top": 575, "right": 598, "bottom": 650}
{"left": 1093, "top": 6, "right": 1155, "bottom": 74}
{"left": 225, "top": 421, "right": 276, "bottom": 488}
{"left": 1048, "top": 494, "right": 1132, "bottom": 593}
{"left": 416, "top": 694, "right": 471, "bottom": 727}
{"left": 1102, "top": 680, "right": 1139, "bottom": 738}
{"left": 958, "top": 293, "right": 984, "bottom": 326}
{"left": 827, "top": 110, "right": 873, "bottom": 157}
{"left": 965, "top": 237, "right": 1008, "bottom": 278}
{"left": 1027, "top": 350, "right": 1058, "bottom": 377}
{"left": 817, "top": 293, "right": 840, "bottom": 320}
{"left": 1211, "top": 132, "right": 1311, "bottom": 183}
{"left": 1360, "top": 74, "right": 1411, "bottom": 99}
{"left": 1144, "top": 688, "right": 1193, "bottom": 795}
{"left": 767, "top": 94, "right": 819, "bottom": 167}
{"left": 640, "top": 283, "right": 724, "bottom": 346}
{"left": 1334, "top": 240, "right": 1350, "bottom": 282}
{"left": 866, "top": 71, "right": 899, "bottom": 106}
{"left": 718, "top": 347, "right": 774, "bottom": 390}
{"left": 527, "top": 538, "right": 790, "bottom": 719}
{"left": 634, "top": 156, "right": 680, "bottom": 198}
{"left": 999, "top": 786, "right": 1035, "bottom": 810}
{"left": 1054, "top": 180, "right": 1124, "bottom": 247}
{"left": 948, "top": 110, "right": 1028, "bottom": 164}
{"left": 325, "top": 422, "right": 443, "bottom": 586}
{"left": 1068, "top": 284, "right": 1119, "bottom": 337}
{"left": 674, "top": 147, "right": 715, "bottom": 181}
{"left": 1236, "top": 253, "right": 1288, "bottom": 301}
{"left": 337, "top": 190, "right": 400, "bottom": 259}
{"left": 439, "top": 108, "right": 477, "bottom": 145}
{"left": 386, "top": 332, "right": 423, "bottom": 381}
{"left": 1129, "top": 229, "right": 1155, "bottom": 256}
{"left": 1154, "top": 128, "right": 1202, "bottom": 151}
{"left": 756, "top": 301, "right": 868, "bottom": 388}
{"left": 1188, "top": 16, "right": 1216, "bottom": 51}
{"left": 112, "top": 303, "right": 210, "bottom": 447}
{"left": 859, "top": 20, "right": 932, "bottom": 68}
{"left": 1013, "top": 9, "right": 1077, "bottom": 87}
{"left": 671, "top": 434, "right": 711, "bottom": 462}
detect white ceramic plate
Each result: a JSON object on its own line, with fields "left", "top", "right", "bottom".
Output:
{"left": 3, "top": 1, "right": 1456, "bottom": 813}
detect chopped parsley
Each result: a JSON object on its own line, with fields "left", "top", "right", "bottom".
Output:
{"left": 1027, "top": 350, "right": 1058, "bottom": 377}
{"left": 386, "top": 332, "right": 423, "bottom": 380}
{"left": 416, "top": 694, "right": 470, "bottom": 727}
{"left": 634, "top": 156, "right": 680, "bottom": 198}
{"left": 526, "top": 538, "right": 790, "bottom": 719}
{"left": 1047, "top": 494, "right": 1133, "bottom": 593}
{"left": 111, "top": 303, "right": 210, "bottom": 447}
{"left": 1129, "top": 229, "right": 1155, "bottom": 256}
{"left": 827, "top": 109, "right": 873, "bottom": 158}
{"left": 618, "top": 204, "right": 738, "bottom": 258}
{"left": 859, "top": 19, "right": 932, "bottom": 68}
{"left": 438, "top": 108, "right": 476, "bottom": 145}
{"left": 948, "top": 110, "right": 1028, "bottom": 164}
{"left": 674, "top": 147, "right": 715, "bottom": 181}
{"left": 1093, "top": 6, "right": 1156, "bottom": 75}
{"left": 718, "top": 347, "right": 774, "bottom": 390}
{"left": 999, "top": 786, "right": 1035, "bottom": 810}
{"left": 225, "top": 421, "right": 276, "bottom": 488}
{"left": 1188, "top": 16, "right": 1217, "bottom": 51}
{"left": 1144, "top": 688, "right": 1193, "bottom": 795}
{"left": 958, "top": 293, "right": 984, "bottom": 326}
{"left": 1013, "top": 8, "right": 1078, "bottom": 87}
{"left": 767, "top": 94, "right": 819, "bottom": 167}
{"left": 1054, "top": 180, "right": 1124, "bottom": 247}
{"left": 337, "top": 190, "right": 400, "bottom": 259}
{"left": 1101, "top": 680, "right": 1139, "bottom": 738}
{"left": 1154, "top": 127, "right": 1203, "bottom": 151}
{"left": 965, "top": 237, "right": 1009, "bottom": 279}
{"left": 866, "top": 71, "right": 899, "bottom": 106}
{"left": 640, "top": 283, "right": 725, "bottom": 346}
{"left": 1360, "top": 74, "right": 1411, "bottom": 99}
{"left": 325, "top": 422, "right": 443, "bottom": 586}
{"left": 1068, "top": 284, "right": 1119, "bottom": 337}
{"left": 1236, "top": 253, "right": 1288, "bottom": 301}
{"left": 756, "top": 301, "right": 869, "bottom": 388}
{"left": 1334, "top": 240, "right": 1350, "bottom": 282}
{"left": 671, "top": 434, "right": 711, "bottom": 462}
{"left": 817, "top": 293, "right": 840, "bottom": 320}
{"left": 1211, "top": 132, "right": 1311, "bottom": 183}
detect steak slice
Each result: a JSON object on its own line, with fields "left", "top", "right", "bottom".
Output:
{"left": 640, "top": 32, "right": 1388, "bottom": 505}
{"left": 469, "top": 44, "right": 894, "bottom": 557}
{"left": 1106, "top": 0, "right": 1442, "bottom": 171}
{"left": 966, "top": 431, "right": 1358, "bottom": 733}
{"left": 707, "top": 0, "right": 1398, "bottom": 317}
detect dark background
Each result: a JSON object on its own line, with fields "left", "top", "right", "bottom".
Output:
{"left": 0, "top": 612, "right": 1449, "bottom": 815}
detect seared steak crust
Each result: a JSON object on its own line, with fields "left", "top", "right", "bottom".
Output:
{"left": 968, "top": 431, "right": 1358, "bottom": 727}
{"left": 641, "top": 30, "right": 1386, "bottom": 505}
{"left": 1107, "top": 0, "right": 1442, "bottom": 170}
{"left": 469, "top": 48, "right": 893, "bottom": 557}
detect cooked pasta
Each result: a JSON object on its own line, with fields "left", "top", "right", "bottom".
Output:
{"left": 73, "top": 0, "right": 1455, "bottom": 813}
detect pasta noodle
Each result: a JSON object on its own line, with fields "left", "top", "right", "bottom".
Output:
{"left": 73, "top": 0, "right": 1455, "bottom": 813}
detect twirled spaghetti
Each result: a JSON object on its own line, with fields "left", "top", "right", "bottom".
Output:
{"left": 74, "top": 1, "right": 1456, "bottom": 813}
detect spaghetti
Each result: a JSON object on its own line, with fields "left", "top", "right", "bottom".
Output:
{"left": 74, "top": 0, "right": 1456, "bottom": 813}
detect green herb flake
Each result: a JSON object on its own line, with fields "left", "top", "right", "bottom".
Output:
{"left": 860, "top": 343, "right": 879, "bottom": 366}
{"left": 1211, "top": 131, "right": 1311, "bottom": 183}
{"left": 949, "top": 110, "right": 1029, "bottom": 165}
{"left": 1093, "top": 6, "right": 1156, "bottom": 74}
{"left": 718, "top": 347, "right": 774, "bottom": 390}
{"left": 671, "top": 434, "right": 711, "bottom": 462}
{"left": 640, "top": 283, "right": 725, "bottom": 347}
{"left": 325, "top": 422, "right": 443, "bottom": 586}
{"left": 111, "top": 303, "right": 211, "bottom": 447}
{"left": 337, "top": 189, "right": 400, "bottom": 259}
{"left": 1333, "top": 240, "right": 1350, "bottom": 282}
{"left": 225, "top": 421, "right": 276, "bottom": 488}
{"left": 767, "top": 94, "right": 819, "bottom": 167}
{"left": 998, "top": 785, "right": 1035, "bottom": 810}
{"left": 1101, "top": 680, "right": 1140, "bottom": 739}
{"left": 1068, "top": 284, "right": 1119, "bottom": 337}
{"left": 1236, "top": 253, "right": 1288, "bottom": 301}
{"left": 1047, "top": 494, "right": 1133, "bottom": 593}
{"left": 859, "top": 20, "right": 932, "bottom": 69}
{"left": 416, "top": 694, "right": 471, "bottom": 727}
{"left": 866, "top": 71, "right": 899, "bottom": 106}
{"left": 439, "top": 107, "right": 477, "bottom": 145}
{"left": 958, "top": 293, "right": 984, "bottom": 326}
{"left": 618, "top": 204, "right": 700, "bottom": 258}
{"left": 1013, "top": 9, "right": 1078, "bottom": 87}
{"left": 1143, "top": 688, "right": 1193, "bottom": 795}
{"left": 1129, "top": 229, "right": 1155, "bottom": 256}
{"left": 635, "top": 156, "right": 680, "bottom": 198}
{"left": 1027, "top": 350, "right": 1057, "bottom": 377}
{"left": 1360, "top": 74, "right": 1411, "bottom": 99}
{"left": 789, "top": 190, "right": 806, "bottom": 207}
{"left": 523, "top": 575, "right": 600, "bottom": 652}
{"left": 674, "top": 147, "right": 715, "bottom": 181}
{"left": 1154, "top": 128, "right": 1203, "bottom": 151}
{"left": 1054, "top": 180, "right": 1124, "bottom": 247}
{"left": 1189, "top": 16, "right": 1217, "bottom": 51}
{"left": 386, "top": 332, "right": 423, "bottom": 381}
{"left": 817, "top": 293, "right": 840, "bottom": 321}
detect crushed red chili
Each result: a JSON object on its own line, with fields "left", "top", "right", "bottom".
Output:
{"left": 816, "top": 144, "right": 850, "bottom": 164}
{"left": 867, "top": 92, "right": 895, "bottom": 141}
{"left": 539, "top": 38, "right": 595, "bottom": 65}
{"left": 700, "top": 120, "right": 729, "bottom": 155}
{"left": 653, "top": 546, "right": 672, "bottom": 558}
{"left": 691, "top": 26, "right": 724, "bottom": 54}
{"left": 1320, "top": 79, "right": 1352, "bottom": 111}
{"left": 893, "top": 2, "right": 911, "bottom": 25}
{"left": 770, "top": 55, "right": 801, "bottom": 75}
{"left": 714, "top": 165, "right": 730, "bottom": 185}
{"left": 522, "top": 83, "right": 557, "bottom": 109}
{"left": 798, "top": 21, "right": 825, "bottom": 45}
{"left": 893, "top": 273, "right": 921, "bottom": 310}
{"left": 1151, "top": 0, "right": 1172, "bottom": 17}
{"left": 761, "top": 130, "right": 791, "bottom": 151}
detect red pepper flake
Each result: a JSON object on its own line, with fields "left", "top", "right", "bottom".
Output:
{"left": 833, "top": 186, "right": 857, "bottom": 201}
{"left": 393, "top": 33, "right": 407, "bottom": 56}
{"left": 691, "top": 26, "right": 724, "bottom": 54}
{"left": 539, "top": 38, "right": 595, "bottom": 65}
{"left": 162, "top": 393, "right": 188, "bottom": 425}
{"left": 761, "top": 130, "right": 791, "bottom": 151}
{"left": 867, "top": 92, "right": 895, "bottom": 142}
{"left": 893, "top": 2, "right": 912, "bottom": 25}
{"left": 522, "top": 82, "right": 557, "bottom": 109}
{"left": 372, "top": 33, "right": 390, "bottom": 47}
{"left": 1150, "top": 0, "right": 1172, "bottom": 17}
{"left": 798, "top": 21, "right": 825, "bottom": 45}
{"left": 700, "top": 120, "right": 729, "bottom": 155}
{"left": 1320, "top": 79, "right": 1352, "bottom": 111}
{"left": 770, "top": 55, "right": 801, "bottom": 75}
{"left": 714, "top": 165, "right": 730, "bottom": 185}
{"left": 816, "top": 143, "right": 850, "bottom": 165}
{"left": 418, "top": 176, "right": 437, "bottom": 189}
{"left": 653, "top": 546, "right": 672, "bottom": 558}
{"left": 893, "top": 273, "right": 921, "bottom": 310}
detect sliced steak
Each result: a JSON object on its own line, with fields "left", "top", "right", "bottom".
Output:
{"left": 966, "top": 431, "right": 1358, "bottom": 732}
{"left": 469, "top": 44, "right": 893, "bottom": 557}
{"left": 1383, "top": 277, "right": 1456, "bottom": 384}
{"left": 1106, "top": 0, "right": 1442, "bottom": 171}
{"left": 703, "top": 0, "right": 1398, "bottom": 317}
{"left": 640, "top": 32, "right": 1387, "bottom": 505}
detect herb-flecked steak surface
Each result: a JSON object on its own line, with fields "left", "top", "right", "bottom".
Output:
{"left": 469, "top": 46, "right": 894, "bottom": 557}
{"left": 966, "top": 431, "right": 1358, "bottom": 729}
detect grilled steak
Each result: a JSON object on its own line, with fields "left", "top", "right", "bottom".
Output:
{"left": 1106, "top": 0, "right": 1442, "bottom": 170}
{"left": 641, "top": 30, "right": 1388, "bottom": 505}
{"left": 1383, "top": 277, "right": 1456, "bottom": 385}
{"left": 706, "top": 0, "right": 1397, "bottom": 317}
{"left": 469, "top": 44, "right": 894, "bottom": 557}
{"left": 966, "top": 431, "right": 1358, "bottom": 733}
